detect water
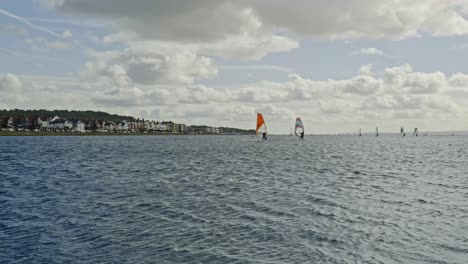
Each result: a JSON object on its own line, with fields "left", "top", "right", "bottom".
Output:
{"left": 1, "top": 135, "right": 467, "bottom": 263}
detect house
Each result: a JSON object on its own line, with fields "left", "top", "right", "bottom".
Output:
{"left": 104, "top": 121, "right": 116, "bottom": 131}
{"left": 162, "top": 121, "right": 176, "bottom": 133}
{"left": 35, "top": 117, "right": 50, "bottom": 131}
{"left": 144, "top": 120, "right": 150, "bottom": 131}
{"left": 49, "top": 115, "right": 60, "bottom": 122}
{"left": 176, "top": 124, "right": 187, "bottom": 133}
{"left": 117, "top": 120, "right": 129, "bottom": 131}
{"left": 156, "top": 122, "right": 166, "bottom": 133}
{"left": 49, "top": 119, "right": 65, "bottom": 131}
{"left": 7, "top": 117, "right": 16, "bottom": 129}
{"left": 64, "top": 120, "right": 73, "bottom": 130}
{"left": 85, "top": 121, "right": 97, "bottom": 131}
{"left": 39, "top": 118, "right": 49, "bottom": 131}
{"left": 18, "top": 116, "right": 31, "bottom": 130}
{"left": 74, "top": 120, "right": 86, "bottom": 133}
{"left": 95, "top": 120, "right": 106, "bottom": 132}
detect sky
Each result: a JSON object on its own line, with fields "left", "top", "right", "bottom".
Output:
{"left": 1, "top": 0, "right": 468, "bottom": 133}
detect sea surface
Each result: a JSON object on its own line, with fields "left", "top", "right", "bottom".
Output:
{"left": 1, "top": 135, "right": 467, "bottom": 264}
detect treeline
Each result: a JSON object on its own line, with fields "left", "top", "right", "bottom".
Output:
{"left": 219, "top": 127, "right": 255, "bottom": 134}
{"left": 0, "top": 109, "right": 135, "bottom": 122}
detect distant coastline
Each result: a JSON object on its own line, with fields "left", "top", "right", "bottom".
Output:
{"left": 0, "top": 131, "right": 250, "bottom": 137}
{"left": 0, "top": 109, "right": 255, "bottom": 136}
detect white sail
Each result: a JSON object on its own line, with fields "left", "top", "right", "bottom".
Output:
{"left": 294, "top": 117, "right": 304, "bottom": 136}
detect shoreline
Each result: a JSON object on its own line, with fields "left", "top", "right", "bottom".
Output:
{"left": 0, "top": 131, "right": 252, "bottom": 137}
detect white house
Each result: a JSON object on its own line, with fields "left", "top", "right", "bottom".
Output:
{"left": 117, "top": 120, "right": 129, "bottom": 131}
{"left": 104, "top": 121, "right": 116, "bottom": 131}
{"left": 38, "top": 117, "right": 49, "bottom": 131}
{"left": 7, "top": 117, "right": 14, "bottom": 128}
{"left": 49, "top": 119, "right": 65, "bottom": 130}
{"left": 64, "top": 120, "right": 73, "bottom": 130}
{"left": 156, "top": 122, "right": 167, "bottom": 132}
{"left": 74, "top": 120, "right": 86, "bottom": 133}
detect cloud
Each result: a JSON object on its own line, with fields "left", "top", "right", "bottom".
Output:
{"left": 44, "top": 0, "right": 468, "bottom": 42}
{"left": 248, "top": 0, "right": 468, "bottom": 39}
{"left": 343, "top": 75, "right": 383, "bottom": 95}
{"left": 0, "top": 73, "right": 22, "bottom": 91}
{"left": 353, "top": 47, "right": 384, "bottom": 56}
{"left": 3, "top": 63, "right": 468, "bottom": 132}
{"left": 221, "top": 64, "right": 292, "bottom": 73}
{"left": 92, "top": 87, "right": 170, "bottom": 107}
{"left": 448, "top": 73, "right": 468, "bottom": 88}
{"left": 84, "top": 47, "right": 218, "bottom": 86}
{"left": 26, "top": 38, "right": 71, "bottom": 51}
{"left": 0, "top": 24, "right": 28, "bottom": 35}
{"left": 359, "top": 64, "right": 373, "bottom": 76}
{"left": 0, "top": 73, "right": 24, "bottom": 107}
{"left": 62, "top": 30, "right": 72, "bottom": 38}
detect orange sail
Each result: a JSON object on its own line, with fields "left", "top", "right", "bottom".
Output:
{"left": 256, "top": 113, "right": 267, "bottom": 135}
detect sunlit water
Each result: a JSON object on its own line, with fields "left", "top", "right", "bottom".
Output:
{"left": 1, "top": 135, "right": 467, "bottom": 263}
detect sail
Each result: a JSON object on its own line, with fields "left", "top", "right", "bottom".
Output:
{"left": 414, "top": 128, "right": 418, "bottom": 136}
{"left": 401, "top": 126, "right": 406, "bottom": 136}
{"left": 256, "top": 113, "right": 267, "bottom": 135}
{"left": 294, "top": 117, "right": 304, "bottom": 136}
{"left": 359, "top": 128, "right": 362, "bottom": 137}
{"left": 375, "top": 127, "right": 379, "bottom": 137}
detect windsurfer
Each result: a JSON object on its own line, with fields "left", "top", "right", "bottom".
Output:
{"left": 262, "top": 132, "right": 267, "bottom": 141}
{"left": 300, "top": 131, "right": 304, "bottom": 140}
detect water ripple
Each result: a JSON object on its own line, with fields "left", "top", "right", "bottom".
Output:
{"left": 1, "top": 135, "right": 467, "bottom": 263}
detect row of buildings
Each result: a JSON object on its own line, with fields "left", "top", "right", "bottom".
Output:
{"left": 0, "top": 115, "right": 221, "bottom": 134}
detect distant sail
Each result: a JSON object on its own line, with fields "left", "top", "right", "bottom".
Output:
{"left": 414, "top": 128, "right": 418, "bottom": 136}
{"left": 256, "top": 113, "right": 267, "bottom": 135}
{"left": 401, "top": 126, "right": 406, "bottom": 137}
{"left": 375, "top": 127, "right": 379, "bottom": 137}
{"left": 359, "top": 128, "right": 362, "bottom": 137}
{"left": 294, "top": 117, "right": 304, "bottom": 137}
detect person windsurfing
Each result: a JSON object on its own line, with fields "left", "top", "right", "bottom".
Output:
{"left": 256, "top": 113, "right": 267, "bottom": 141}
{"left": 294, "top": 117, "right": 305, "bottom": 140}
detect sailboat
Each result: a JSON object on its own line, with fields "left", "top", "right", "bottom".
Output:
{"left": 359, "top": 128, "right": 362, "bottom": 137}
{"left": 294, "top": 117, "right": 304, "bottom": 139}
{"left": 256, "top": 113, "right": 267, "bottom": 140}
{"left": 375, "top": 127, "right": 379, "bottom": 137}
{"left": 400, "top": 127, "right": 406, "bottom": 137}
{"left": 414, "top": 128, "right": 418, "bottom": 136}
